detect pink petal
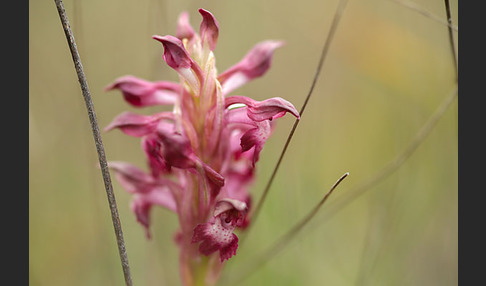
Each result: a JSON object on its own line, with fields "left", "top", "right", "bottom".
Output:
{"left": 131, "top": 197, "right": 152, "bottom": 239}
{"left": 109, "top": 161, "right": 178, "bottom": 239}
{"left": 156, "top": 130, "right": 196, "bottom": 169}
{"left": 157, "top": 128, "right": 225, "bottom": 188}
{"left": 144, "top": 186, "right": 178, "bottom": 212}
{"left": 130, "top": 186, "right": 177, "bottom": 239}
{"left": 108, "top": 162, "right": 178, "bottom": 210}
{"left": 238, "top": 197, "right": 252, "bottom": 229}
{"left": 141, "top": 135, "right": 169, "bottom": 177}
{"left": 104, "top": 111, "right": 173, "bottom": 137}
{"left": 105, "top": 75, "right": 179, "bottom": 107}
{"left": 224, "top": 107, "right": 275, "bottom": 165}
{"left": 218, "top": 41, "right": 284, "bottom": 95}
{"left": 240, "top": 121, "right": 271, "bottom": 166}
{"left": 108, "top": 162, "right": 177, "bottom": 238}
{"left": 239, "top": 127, "right": 262, "bottom": 152}
{"left": 225, "top": 96, "right": 300, "bottom": 122}
{"left": 198, "top": 8, "right": 219, "bottom": 51}
{"left": 176, "top": 12, "right": 195, "bottom": 40}
{"left": 213, "top": 198, "right": 248, "bottom": 217}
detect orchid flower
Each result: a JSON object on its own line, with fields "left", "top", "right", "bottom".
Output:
{"left": 105, "top": 8, "right": 300, "bottom": 286}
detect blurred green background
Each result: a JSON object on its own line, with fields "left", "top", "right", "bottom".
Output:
{"left": 29, "top": 0, "right": 457, "bottom": 285}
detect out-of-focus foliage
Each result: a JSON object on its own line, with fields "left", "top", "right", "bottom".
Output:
{"left": 29, "top": 0, "right": 457, "bottom": 285}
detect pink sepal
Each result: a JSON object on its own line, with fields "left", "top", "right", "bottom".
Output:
{"left": 153, "top": 35, "right": 204, "bottom": 92}
{"left": 141, "top": 135, "right": 169, "bottom": 177}
{"left": 241, "top": 119, "right": 272, "bottom": 166}
{"left": 198, "top": 8, "right": 219, "bottom": 51}
{"left": 104, "top": 111, "right": 173, "bottom": 137}
{"left": 225, "top": 96, "right": 300, "bottom": 122}
{"left": 105, "top": 75, "right": 179, "bottom": 107}
{"left": 130, "top": 186, "right": 177, "bottom": 239}
{"left": 176, "top": 12, "right": 196, "bottom": 41}
{"left": 108, "top": 161, "right": 155, "bottom": 193}
{"left": 218, "top": 41, "right": 284, "bottom": 94}
{"left": 108, "top": 161, "right": 177, "bottom": 239}
{"left": 153, "top": 35, "right": 192, "bottom": 69}
{"left": 224, "top": 107, "right": 271, "bottom": 165}
{"left": 130, "top": 197, "right": 152, "bottom": 238}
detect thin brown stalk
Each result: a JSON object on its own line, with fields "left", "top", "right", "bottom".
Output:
{"left": 390, "top": 0, "right": 458, "bottom": 31}
{"left": 230, "top": 173, "right": 349, "bottom": 285}
{"left": 317, "top": 86, "right": 458, "bottom": 225}
{"left": 246, "top": 0, "right": 350, "bottom": 236}
{"left": 444, "top": 0, "right": 458, "bottom": 81}
{"left": 53, "top": 1, "right": 133, "bottom": 285}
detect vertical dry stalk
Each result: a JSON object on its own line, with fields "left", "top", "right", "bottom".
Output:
{"left": 248, "top": 0, "right": 350, "bottom": 231}
{"left": 443, "top": 0, "right": 458, "bottom": 80}
{"left": 230, "top": 172, "right": 349, "bottom": 285}
{"left": 53, "top": 0, "right": 133, "bottom": 285}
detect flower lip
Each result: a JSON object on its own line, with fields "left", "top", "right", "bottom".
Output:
{"left": 191, "top": 198, "right": 247, "bottom": 262}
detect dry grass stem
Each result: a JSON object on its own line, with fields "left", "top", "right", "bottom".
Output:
{"left": 230, "top": 173, "right": 349, "bottom": 285}
{"left": 53, "top": 1, "right": 133, "bottom": 285}
{"left": 245, "top": 0, "right": 350, "bottom": 241}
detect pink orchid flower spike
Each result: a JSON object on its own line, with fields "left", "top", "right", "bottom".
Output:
{"left": 105, "top": 8, "right": 299, "bottom": 286}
